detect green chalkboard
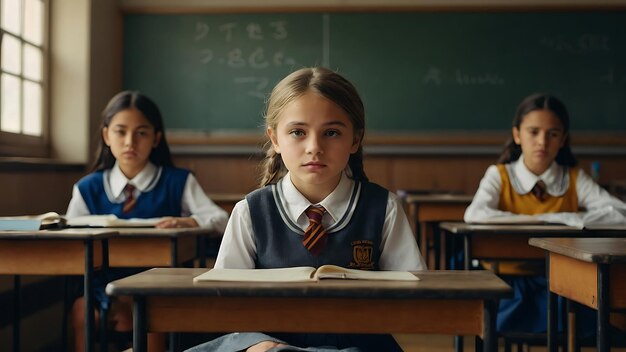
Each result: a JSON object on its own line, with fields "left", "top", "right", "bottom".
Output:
{"left": 123, "top": 12, "right": 626, "bottom": 133}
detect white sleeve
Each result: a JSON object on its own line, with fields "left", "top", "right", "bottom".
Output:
{"left": 65, "top": 185, "right": 91, "bottom": 217}
{"left": 181, "top": 174, "right": 229, "bottom": 232}
{"left": 464, "top": 165, "right": 519, "bottom": 222}
{"left": 576, "top": 169, "right": 626, "bottom": 225}
{"left": 379, "top": 192, "right": 427, "bottom": 271}
{"left": 214, "top": 199, "right": 257, "bottom": 269}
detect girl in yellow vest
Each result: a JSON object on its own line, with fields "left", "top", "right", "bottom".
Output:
{"left": 464, "top": 93, "right": 626, "bottom": 335}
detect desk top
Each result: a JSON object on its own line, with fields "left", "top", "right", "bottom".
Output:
{"left": 113, "top": 227, "right": 218, "bottom": 238}
{"left": 106, "top": 267, "right": 512, "bottom": 300}
{"left": 440, "top": 222, "right": 626, "bottom": 236}
{"left": 0, "top": 228, "right": 116, "bottom": 240}
{"left": 207, "top": 193, "right": 245, "bottom": 203}
{"left": 440, "top": 222, "right": 582, "bottom": 234}
{"left": 404, "top": 194, "right": 474, "bottom": 204}
{"left": 529, "top": 237, "right": 626, "bottom": 264}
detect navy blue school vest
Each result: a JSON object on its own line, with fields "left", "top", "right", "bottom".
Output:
{"left": 76, "top": 166, "right": 189, "bottom": 219}
{"left": 247, "top": 181, "right": 388, "bottom": 269}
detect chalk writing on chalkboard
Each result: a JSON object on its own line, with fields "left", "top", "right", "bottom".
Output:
{"left": 124, "top": 12, "right": 626, "bottom": 133}
{"left": 539, "top": 34, "right": 610, "bottom": 54}
{"left": 422, "top": 67, "right": 505, "bottom": 86}
{"left": 193, "top": 19, "right": 303, "bottom": 99}
{"left": 600, "top": 68, "right": 626, "bottom": 85}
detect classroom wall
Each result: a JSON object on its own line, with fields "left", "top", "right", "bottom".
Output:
{"left": 175, "top": 153, "right": 626, "bottom": 196}
{"left": 49, "top": 0, "right": 90, "bottom": 162}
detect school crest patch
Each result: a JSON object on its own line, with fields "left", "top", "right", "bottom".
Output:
{"left": 349, "top": 240, "right": 374, "bottom": 269}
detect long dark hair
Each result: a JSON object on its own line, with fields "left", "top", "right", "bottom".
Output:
{"left": 259, "top": 67, "right": 368, "bottom": 186}
{"left": 91, "top": 91, "right": 174, "bottom": 171}
{"left": 498, "top": 93, "right": 577, "bottom": 166}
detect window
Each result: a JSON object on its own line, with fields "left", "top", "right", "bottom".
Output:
{"left": 0, "top": 0, "right": 48, "bottom": 157}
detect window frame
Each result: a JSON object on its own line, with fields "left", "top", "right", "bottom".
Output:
{"left": 0, "top": 0, "right": 50, "bottom": 158}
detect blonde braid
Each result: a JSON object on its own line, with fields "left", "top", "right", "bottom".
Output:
{"left": 259, "top": 143, "right": 287, "bottom": 187}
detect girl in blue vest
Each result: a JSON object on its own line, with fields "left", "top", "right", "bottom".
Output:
{"left": 188, "top": 68, "right": 426, "bottom": 352}
{"left": 66, "top": 90, "right": 229, "bottom": 352}
{"left": 464, "top": 93, "right": 626, "bottom": 339}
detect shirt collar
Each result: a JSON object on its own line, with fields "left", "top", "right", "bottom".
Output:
{"left": 512, "top": 155, "right": 563, "bottom": 194}
{"left": 110, "top": 162, "right": 158, "bottom": 197}
{"left": 279, "top": 171, "right": 353, "bottom": 225}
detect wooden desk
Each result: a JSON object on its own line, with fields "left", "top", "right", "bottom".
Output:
{"left": 403, "top": 194, "right": 473, "bottom": 269}
{"left": 108, "top": 227, "right": 218, "bottom": 351}
{"left": 0, "top": 229, "right": 115, "bottom": 352}
{"left": 106, "top": 268, "right": 512, "bottom": 352}
{"left": 439, "top": 222, "right": 626, "bottom": 271}
{"left": 109, "top": 227, "right": 211, "bottom": 268}
{"left": 529, "top": 237, "right": 626, "bottom": 352}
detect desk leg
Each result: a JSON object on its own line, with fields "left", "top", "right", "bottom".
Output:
{"left": 432, "top": 223, "right": 442, "bottom": 270}
{"left": 101, "top": 239, "right": 109, "bottom": 352}
{"left": 62, "top": 277, "right": 70, "bottom": 352}
{"left": 566, "top": 299, "right": 579, "bottom": 352}
{"left": 597, "top": 264, "right": 610, "bottom": 352}
{"left": 134, "top": 296, "right": 147, "bottom": 352}
{"left": 451, "top": 232, "right": 469, "bottom": 351}
{"left": 198, "top": 235, "right": 207, "bottom": 268}
{"left": 12, "top": 275, "right": 20, "bottom": 352}
{"left": 421, "top": 223, "right": 432, "bottom": 269}
{"left": 170, "top": 238, "right": 180, "bottom": 352}
{"left": 463, "top": 235, "right": 471, "bottom": 270}
{"left": 547, "top": 253, "right": 558, "bottom": 352}
{"left": 84, "top": 240, "right": 95, "bottom": 352}
{"left": 171, "top": 237, "right": 178, "bottom": 266}
{"left": 483, "top": 299, "right": 497, "bottom": 352}
{"left": 454, "top": 335, "right": 464, "bottom": 352}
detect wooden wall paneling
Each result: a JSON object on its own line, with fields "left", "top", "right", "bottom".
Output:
{"left": 390, "top": 156, "right": 493, "bottom": 195}
{"left": 364, "top": 157, "right": 395, "bottom": 190}
{"left": 0, "top": 171, "right": 83, "bottom": 216}
{"left": 175, "top": 155, "right": 263, "bottom": 194}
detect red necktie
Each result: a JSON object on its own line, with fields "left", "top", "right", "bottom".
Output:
{"left": 122, "top": 184, "right": 137, "bottom": 213}
{"left": 532, "top": 180, "right": 547, "bottom": 202}
{"left": 302, "top": 206, "right": 327, "bottom": 255}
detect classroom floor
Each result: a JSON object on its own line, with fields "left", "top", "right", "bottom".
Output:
{"left": 394, "top": 334, "right": 626, "bottom": 351}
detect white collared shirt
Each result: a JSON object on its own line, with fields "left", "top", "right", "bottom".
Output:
{"left": 215, "top": 172, "right": 426, "bottom": 271}
{"left": 66, "top": 162, "right": 229, "bottom": 232}
{"left": 464, "top": 155, "right": 626, "bottom": 226}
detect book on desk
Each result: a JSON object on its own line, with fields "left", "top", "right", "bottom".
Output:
{"left": 0, "top": 212, "right": 161, "bottom": 230}
{"left": 65, "top": 214, "right": 160, "bottom": 228}
{"left": 467, "top": 213, "right": 625, "bottom": 230}
{"left": 470, "top": 212, "right": 626, "bottom": 230}
{"left": 0, "top": 212, "right": 67, "bottom": 230}
{"left": 193, "top": 265, "right": 420, "bottom": 283}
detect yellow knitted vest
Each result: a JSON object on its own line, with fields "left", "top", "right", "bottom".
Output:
{"left": 483, "top": 164, "right": 579, "bottom": 275}
{"left": 496, "top": 164, "right": 578, "bottom": 214}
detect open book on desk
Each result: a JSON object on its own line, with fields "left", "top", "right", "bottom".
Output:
{"left": 0, "top": 213, "right": 163, "bottom": 230}
{"left": 193, "top": 264, "right": 419, "bottom": 283}
{"left": 66, "top": 214, "right": 161, "bottom": 228}
{"left": 0, "top": 212, "right": 67, "bottom": 230}
{"left": 469, "top": 215, "right": 549, "bottom": 225}
{"left": 469, "top": 213, "right": 586, "bottom": 229}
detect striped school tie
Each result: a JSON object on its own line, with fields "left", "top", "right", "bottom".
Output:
{"left": 302, "top": 206, "right": 327, "bottom": 255}
{"left": 531, "top": 180, "right": 547, "bottom": 202}
{"left": 122, "top": 184, "right": 137, "bottom": 213}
